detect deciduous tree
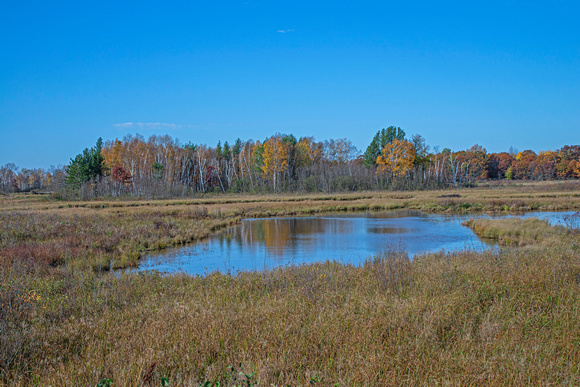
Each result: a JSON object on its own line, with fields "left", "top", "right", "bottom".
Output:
{"left": 261, "top": 134, "right": 289, "bottom": 191}
{"left": 376, "top": 139, "right": 415, "bottom": 178}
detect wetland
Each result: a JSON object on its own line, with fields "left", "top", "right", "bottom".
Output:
{"left": 140, "top": 210, "right": 575, "bottom": 275}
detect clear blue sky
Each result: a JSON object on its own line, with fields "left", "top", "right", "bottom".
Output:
{"left": 1, "top": 0, "right": 579, "bottom": 168}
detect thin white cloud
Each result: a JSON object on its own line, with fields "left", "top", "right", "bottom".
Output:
{"left": 113, "top": 122, "right": 184, "bottom": 130}
{"left": 277, "top": 29, "right": 294, "bottom": 33}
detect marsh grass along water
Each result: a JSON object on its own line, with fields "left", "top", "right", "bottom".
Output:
{"left": 3, "top": 189, "right": 580, "bottom": 385}
{"left": 139, "top": 210, "right": 575, "bottom": 275}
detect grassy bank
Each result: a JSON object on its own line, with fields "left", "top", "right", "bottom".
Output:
{"left": 2, "top": 184, "right": 580, "bottom": 385}
{"left": 463, "top": 218, "right": 564, "bottom": 246}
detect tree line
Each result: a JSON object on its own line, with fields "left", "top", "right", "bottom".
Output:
{"left": 1, "top": 126, "right": 579, "bottom": 197}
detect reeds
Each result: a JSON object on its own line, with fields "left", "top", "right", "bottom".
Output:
{"left": 2, "top": 245, "right": 580, "bottom": 385}
{"left": 1, "top": 185, "right": 580, "bottom": 384}
{"left": 463, "top": 217, "right": 566, "bottom": 246}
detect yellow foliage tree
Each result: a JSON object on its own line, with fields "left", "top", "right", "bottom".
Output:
{"left": 573, "top": 160, "right": 580, "bottom": 178}
{"left": 376, "top": 139, "right": 416, "bottom": 178}
{"left": 101, "top": 139, "right": 124, "bottom": 174}
{"left": 261, "top": 134, "right": 288, "bottom": 191}
{"left": 296, "top": 136, "right": 323, "bottom": 166}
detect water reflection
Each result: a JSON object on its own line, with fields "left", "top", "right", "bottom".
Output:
{"left": 238, "top": 217, "right": 355, "bottom": 257}
{"left": 138, "top": 210, "right": 575, "bottom": 275}
{"left": 367, "top": 227, "right": 409, "bottom": 234}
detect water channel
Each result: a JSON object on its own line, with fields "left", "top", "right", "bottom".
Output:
{"left": 138, "top": 210, "right": 575, "bottom": 275}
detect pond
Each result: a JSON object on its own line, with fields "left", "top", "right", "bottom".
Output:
{"left": 138, "top": 210, "right": 576, "bottom": 275}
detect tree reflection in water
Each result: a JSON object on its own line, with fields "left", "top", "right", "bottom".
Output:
{"left": 139, "top": 211, "right": 575, "bottom": 275}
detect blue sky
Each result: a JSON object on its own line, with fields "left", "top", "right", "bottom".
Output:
{"left": 1, "top": 0, "right": 579, "bottom": 168}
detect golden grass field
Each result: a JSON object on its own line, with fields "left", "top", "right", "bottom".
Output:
{"left": 1, "top": 181, "right": 580, "bottom": 385}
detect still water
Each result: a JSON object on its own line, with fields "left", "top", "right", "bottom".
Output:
{"left": 138, "top": 210, "right": 575, "bottom": 275}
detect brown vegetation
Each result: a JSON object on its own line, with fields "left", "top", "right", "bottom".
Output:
{"left": 463, "top": 218, "right": 564, "bottom": 246}
{"left": 1, "top": 184, "right": 580, "bottom": 384}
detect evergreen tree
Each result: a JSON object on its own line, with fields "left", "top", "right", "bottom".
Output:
{"left": 252, "top": 143, "right": 265, "bottom": 172}
{"left": 282, "top": 134, "right": 297, "bottom": 145}
{"left": 152, "top": 162, "right": 164, "bottom": 180}
{"left": 66, "top": 138, "right": 105, "bottom": 186}
{"left": 183, "top": 142, "right": 197, "bottom": 152}
{"left": 222, "top": 141, "right": 231, "bottom": 160}
{"left": 362, "top": 126, "right": 406, "bottom": 167}
{"left": 232, "top": 138, "right": 242, "bottom": 156}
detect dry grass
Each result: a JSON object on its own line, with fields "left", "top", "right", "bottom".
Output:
{"left": 3, "top": 247, "right": 580, "bottom": 385}
{"left": 463, "top": 217, "right": 568, "bottom": 246}
{"left": 1, "top": 183, "right": 580, "bottom": 385}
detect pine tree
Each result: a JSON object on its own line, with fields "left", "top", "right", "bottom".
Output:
{"left": 216, "top": 141, "right": 223, "bottom": 158}
{"left": 232, "top": 138, "right": 242, "bottom": 156}
{"left": 362, "top": 126, "right": 406, "bottom": 167}
{"left": 66, "top": 138, "right": 105, "bottom": 187}
{"left": 222, "top": 141, "right": 231, "bottom": 160}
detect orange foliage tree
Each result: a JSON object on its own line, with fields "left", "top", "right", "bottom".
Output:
{"left": 376, "top": 139, "right": 416, "bottom": 178}
{"left": 572, "top": 160, "right": 580, "bottom": 178}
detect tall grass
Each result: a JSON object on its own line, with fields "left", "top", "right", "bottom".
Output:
{"left": 1, "top": 185, "right": 580, "bottom": 384}
{"left": 2, "top": 245, "right": 580, "bottom": 385}
{"left": 463, "top": 217, "right": 566, "bottom": 246}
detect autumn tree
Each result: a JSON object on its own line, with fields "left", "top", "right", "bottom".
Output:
{"left": 555, "top": 145, "right": 580, "bottom": 178}
{"left": 363, "top": 126, "right": 406, "bottom": 167}
{"left": 261, "top": 134, "right": 289, "bottom": 191}
{"left": 296, "top": 137, "right": 323, "bottom": 166}
{"left": 487, "top": 152, "right": 513, "bottom": 179}
{"left": 463, "top": 144, "right": 489, "bottom": 181}
{"left": 572, "top": 160, "right": 580, "bottom": 178}
{"left": 111, "top": 165, "right": 133, "bottom": 194}
{"left": 534, "top": 150, "right": 558, "bottom": 180}
{"left": 112, "top": 165, "right": 133, "bottom": 185}
{"left": 101, "top": 139, "right": 124, "bottom": 173}
{"left": 512, "top": 150, "right": 537, "bottom": 180}
{"left": 376, "top": 139, "right": 416, "bottom": 178}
